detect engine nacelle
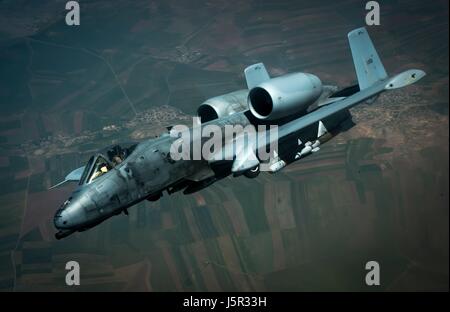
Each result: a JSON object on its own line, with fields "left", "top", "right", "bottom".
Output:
{"left": 197, "top": 89, "right": 249, "bottom": 123}
{"left": 248, "top": 73, "right": 322, "bottom": 120}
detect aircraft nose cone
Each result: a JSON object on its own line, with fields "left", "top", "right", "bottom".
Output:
{"left": 54, "top": 207, "right": 69, "bottom": 229}
{"left": 54, "top": 194, "right": 86, "bottom": 230}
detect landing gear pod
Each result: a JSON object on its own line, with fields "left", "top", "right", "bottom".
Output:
{"left": 244, "top": 165, "right": 260, "bottom": 179}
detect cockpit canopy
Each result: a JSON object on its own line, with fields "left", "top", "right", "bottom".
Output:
{"left": 78, "top": 144, "right": 136, "bottom": 185}
{"left": 79, "top": 154, "right": 111, "bottom": 185}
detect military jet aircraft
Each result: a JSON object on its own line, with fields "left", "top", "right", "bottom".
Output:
{"left": 52, "top": 27, "right": 426, "bottom": 239}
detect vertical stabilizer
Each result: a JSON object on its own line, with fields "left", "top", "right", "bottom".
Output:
{"left": 348, "top": 27, "right": 388, "bottom": 89}
{"left": 244, "top": 63, "right": 270, "bottom": 89}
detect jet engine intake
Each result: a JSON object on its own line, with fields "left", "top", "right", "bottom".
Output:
{"left": 197, "top": 89, "right": 249, "bottom": 123}
{"left": 248, "top": 73, "right": 323, "bottom": 120}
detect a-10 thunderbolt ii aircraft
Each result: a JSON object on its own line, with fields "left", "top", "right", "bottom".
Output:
{"left": 52, "top": 27, "right": 425, "bottom": 239}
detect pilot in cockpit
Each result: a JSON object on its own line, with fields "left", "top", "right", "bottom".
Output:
{"left": 108, "top": 145, "right": 127, "bottom": 166}
{"left": 90, "top": 161, "right": 110, "bottom": 181}
{"left": 112, "top": 155, "right": 123, "bottom": 165}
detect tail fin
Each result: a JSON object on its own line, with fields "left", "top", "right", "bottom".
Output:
{"left": 244, "top": 63, "right": 270, "bottom": 89}
{"left": 348, "top": 27, "right": 388, "bottom": 90}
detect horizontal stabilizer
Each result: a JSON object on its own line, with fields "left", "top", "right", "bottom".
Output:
{"left": 385, "top": 69, "right": 426, "bottom": 89}
{"left": 318, "top": 97, "right": 346, "bottom": 107}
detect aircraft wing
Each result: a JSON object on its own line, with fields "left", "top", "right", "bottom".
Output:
{"left": 209, "top": 67, "right": 425, "bottom": 174}
{"left": 259, "top": 68, "right": 426, "bottom": 150}
{"left": 269, "top": 81, "right": 386, "bottom": 145}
